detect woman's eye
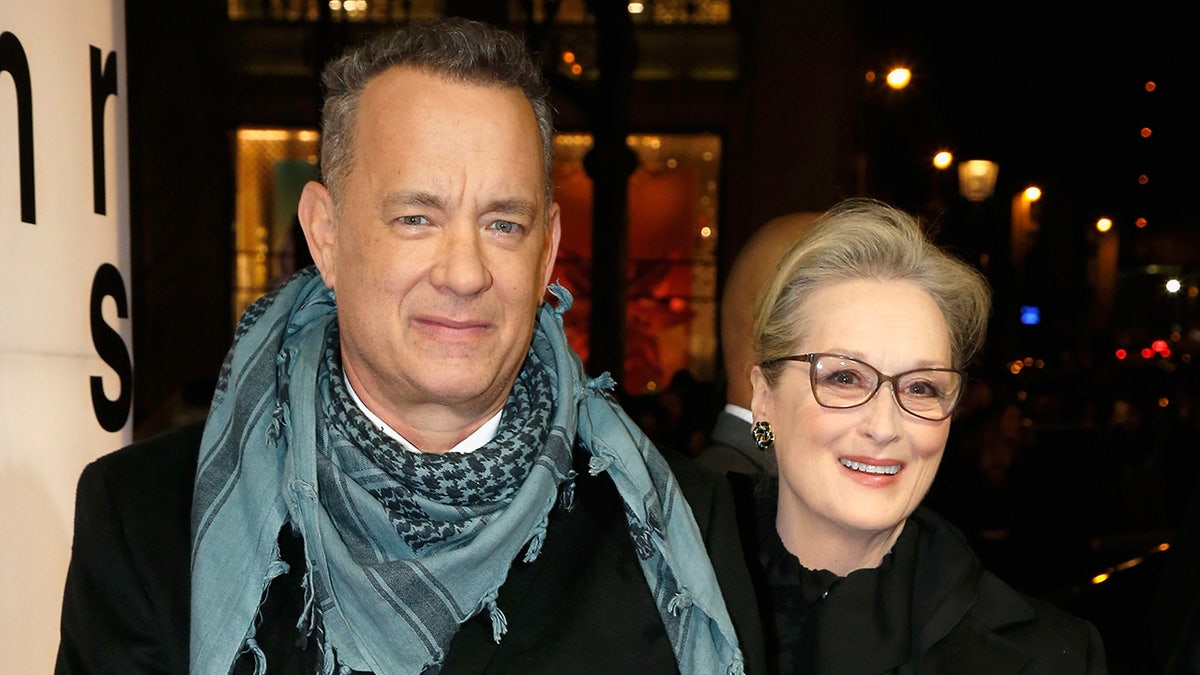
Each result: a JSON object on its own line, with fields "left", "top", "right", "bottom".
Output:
{"left": 905, "top": 381, "right": 940, "bottom": 398}
{"left": 829, "top": 370, "right": 864, "bottom": 387}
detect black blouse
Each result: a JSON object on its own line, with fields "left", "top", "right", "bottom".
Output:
{"left": 758, "top": 509, "right": 921, "bottom": 674}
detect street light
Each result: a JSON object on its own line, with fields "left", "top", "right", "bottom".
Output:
{"left": 886, "top": 67, "right": 911, "bottom": 90}
{"left": 958, "top": 159, "right": 999, "bottom": 202}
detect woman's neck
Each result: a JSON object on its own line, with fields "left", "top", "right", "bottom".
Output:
{"left": 775, "top": 508, "right": 907, "bottom": 577}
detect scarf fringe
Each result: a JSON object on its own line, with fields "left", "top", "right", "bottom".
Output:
{"left": 482, "top": 592, "right": 508, "bottom": 643}
{"left": 586, "top": 371, "right": 617, "bottom": 392}
{"left": 547, "top": 281, "right": 574, "bottom": 313}
{"left": 243, "top": 637, "right": 267, "bottom": 675}
{"left": 297, "top": 558, "right": 317, "bottom": 637}
{"left": 522, "top": 522, "right": 548, "bottom": 563}
{"left": 319, "top": 632, "right": 337, "bottom": 675}
{"left": 238, "top": 553, "right": 291, "bottom": 675}
{"left": 559, "top": 470, "right": 577, "bottom": 511}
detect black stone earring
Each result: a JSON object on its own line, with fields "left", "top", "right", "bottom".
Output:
{"left": 751, "top": 420, "right": 775, "bottom": 451}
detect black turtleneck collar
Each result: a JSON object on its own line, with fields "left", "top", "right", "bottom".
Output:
{"left": 758, "top": 498, "right": 920, "bottom": 674}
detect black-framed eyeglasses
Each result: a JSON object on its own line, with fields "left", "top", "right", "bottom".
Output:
{"left": 765, "top": 353, "right": 967, "bottom": 421}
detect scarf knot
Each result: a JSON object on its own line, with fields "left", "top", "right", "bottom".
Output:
{"left": 630, "top": 520, "right": 657, "bottom": 560}
{"left": 288, "top": 478, "right": 316, "bottom": 501}
{"left": 588, "top": 453, "right": 613, "bottom": 475}
{"left": 668, "top": 588, "right": 694, "bottom": 615}
{"left": 586, "top": 371, "right": 617, "bottom": 392}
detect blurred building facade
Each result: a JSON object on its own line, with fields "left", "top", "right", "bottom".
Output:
{"left": 127, "top": 0, "right": 1198, "bottom": 493}
{"left": 126, "top": 0, "right": 866, "bottom": 435}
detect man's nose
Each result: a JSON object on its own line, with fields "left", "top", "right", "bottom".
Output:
{"left": 429, "top": 224, "right": 492, "bottom": 296}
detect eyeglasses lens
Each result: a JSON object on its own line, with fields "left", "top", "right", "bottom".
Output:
{"left": 810, "top": 355, "right": 962, "bottom": 420}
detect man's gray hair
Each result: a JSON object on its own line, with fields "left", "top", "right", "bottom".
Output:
{"left": 318, "top": 17, "right": 555, "bottom": 211}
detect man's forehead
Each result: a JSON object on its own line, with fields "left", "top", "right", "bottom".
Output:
{"left": 362, "top": 65, "right": 529, "bottom": 110}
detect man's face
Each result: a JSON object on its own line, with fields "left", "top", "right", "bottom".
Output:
{"left": 304, "top": 66, "right": 560, "bottom": 437}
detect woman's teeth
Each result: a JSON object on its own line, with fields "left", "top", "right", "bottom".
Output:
{"left": 840, "top": 458, "right": 900, "bottom": 475}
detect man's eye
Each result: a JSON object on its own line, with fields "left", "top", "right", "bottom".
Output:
{"left": 398, "top": 215, "right": 428, "bottom": 226}
{"left": 490, "top": 220, "right": 521, "bottom": 234}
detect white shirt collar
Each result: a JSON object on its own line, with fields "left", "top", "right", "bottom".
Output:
{"left": 724, "top": 403, "right": 754, "bottom": 424}
{"left": 344, "top": 374, "right": 501, "bottom": 454}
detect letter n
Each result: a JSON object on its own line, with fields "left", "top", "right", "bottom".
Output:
{"left": 1, "top": 32, "right": 35, "bottom": 224}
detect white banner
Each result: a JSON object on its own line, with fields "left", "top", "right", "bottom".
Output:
{"left": 0, "top": 1, "right": 132, "bottom": 672}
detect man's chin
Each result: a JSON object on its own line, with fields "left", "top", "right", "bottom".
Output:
{"left": 416, "top": 370, "right": 513, "bottom": 409}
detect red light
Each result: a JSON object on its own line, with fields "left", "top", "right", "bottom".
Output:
{"left": 1141, "top": 348, "right": 1154, "bottom": 359}
{"left": 1162, "top": 348, "right": 1172, "bottom": 358}
{"left": 1152, "top": 339, "right": 1168, "bottom": 353}
{"left": 1115, "top": 349, "right": 1127, "bottom": 360}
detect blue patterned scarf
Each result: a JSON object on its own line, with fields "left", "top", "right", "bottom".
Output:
{"left": 190, "top": 268, "right": 745, "bottom": 674}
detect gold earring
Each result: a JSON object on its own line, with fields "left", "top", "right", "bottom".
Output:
{"left": 751, "top": 420, "right": 775, "bottom": 451}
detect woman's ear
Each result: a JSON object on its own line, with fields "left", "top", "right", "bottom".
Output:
{"left": 750, "top": 365, "right": 772, "bottom": 420}
{"left": 298, "top": 181, "right": 338, "bottom": 289}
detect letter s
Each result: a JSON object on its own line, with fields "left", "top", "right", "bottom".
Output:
{"left": 90, "top": 263, "right": 132, "bottom": 432}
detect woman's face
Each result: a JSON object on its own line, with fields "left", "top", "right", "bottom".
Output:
{"left": 751, "top": 278, "right": 954, "bottom": 542}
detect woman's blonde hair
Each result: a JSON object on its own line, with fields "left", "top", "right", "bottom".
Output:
{"left": 754, "top": 198, "right": 992, "bottom": 384}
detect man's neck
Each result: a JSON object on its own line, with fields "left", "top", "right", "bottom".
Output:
{"left": 344, "top": 372, "right": 502, "bottom": 454}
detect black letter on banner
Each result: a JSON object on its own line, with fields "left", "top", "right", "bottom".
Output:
{"left": 0, "top": 32, "right": 35, "bottom": 224}
{"left": 90, "top": 46, "right": 118, "bottom": 216}
{"left": 90, "top": 263, "right": 132, "bottom": 432}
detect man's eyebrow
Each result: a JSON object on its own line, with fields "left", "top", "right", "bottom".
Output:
{"left": 485, "top": 198, "right": 539, "bottom": 219}
{"left": 379, "top": 193, "right": 538, "bottom": 219}
{"left": 381, "top": 190, "right": 445, "bottom": 212}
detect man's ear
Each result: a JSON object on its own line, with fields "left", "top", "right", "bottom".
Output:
{"left": 298, "top": 181, "right": 338, "bottom": 289}
{"left": 541, "top": 202, "right": 563, "bottom": 288}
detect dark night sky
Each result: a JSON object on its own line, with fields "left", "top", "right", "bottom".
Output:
{"left": 857, "top": 3, "right": 1194, "bottom": 232}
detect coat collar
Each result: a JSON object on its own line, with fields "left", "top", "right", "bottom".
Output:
{"left": 908, "top": 507, "right": 1038, "bottom": 672}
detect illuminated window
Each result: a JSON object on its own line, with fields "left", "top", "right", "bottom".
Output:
{"left": 232, "top": 128, "right": 320, "bottom": 322}
{"left": 227, "top": 0, "right": 445, "bottom": 22}
{"left": 230, "top": 0, "right": 730, "bottom": 24}
{"left": 511, "top": 0, "right": 730, "bottom": 24}
{"left": 552, "top": 133, "right": 720, "bottom": 392}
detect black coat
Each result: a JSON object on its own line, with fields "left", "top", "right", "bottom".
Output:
{"left": 56, "top": 422, "right": 766, "bottom": 674}
{"left": 730, "top": 473, "right": 1107, "bottom": 674}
